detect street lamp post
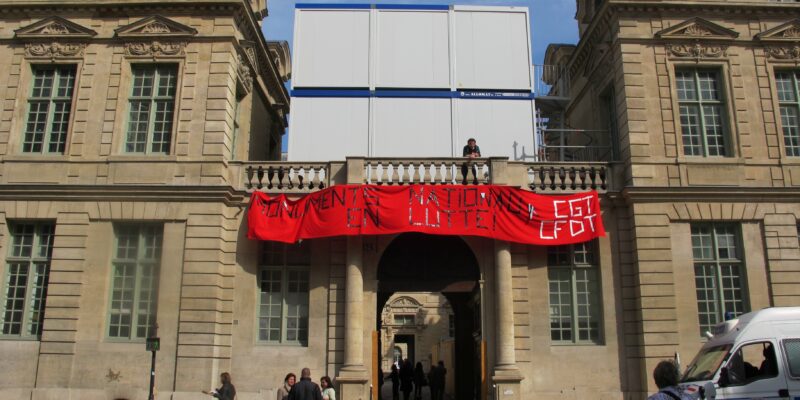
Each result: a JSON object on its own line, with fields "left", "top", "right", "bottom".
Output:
{"left": 146, "top": 324, "right": 160, "bottom": 400}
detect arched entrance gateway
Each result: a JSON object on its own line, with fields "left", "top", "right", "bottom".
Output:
{"left": 377, "top": 233, "right": 482, "bottom": 400}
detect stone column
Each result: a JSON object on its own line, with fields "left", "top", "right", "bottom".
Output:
{"left": 493, "top": 240, "right": 523, "bottom": 399}
{"left": 337, "top": 235, "right": 369, "bottom": 399}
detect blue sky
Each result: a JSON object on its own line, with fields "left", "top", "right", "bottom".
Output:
{"left": 261, "top": 0, "right": 578, "bottom": 66}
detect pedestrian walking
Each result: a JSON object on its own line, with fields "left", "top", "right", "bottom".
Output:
{"left": 390, "top": 364, "right": 400, "bottom": 400}
{"left": 413, "top": 362, "right": 426, "bottom": 400}
{"left": 320, "top": 376, "right": 336, "bottom": 400}
{"left": 202, "top": 372, "right": 236, "bottom": 400}
{"left": 433, "top": 361, "right": 446, "bottom": 400}
{"left": 646, "top": 360, "right": 693, "bottom": 400}
{"left": 277, "top": 373, "right": 296, "bottom": 400}
{"left": 288, "top": 368, "right": 322, "bottom": 400}
{"left": 399, "top": 359, "right": 414, "bottom": 400}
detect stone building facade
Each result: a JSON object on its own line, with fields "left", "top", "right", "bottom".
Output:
{"left": 541, "top": 0, "right": 800, "bottom": 398}
{"left": 0, "top": 0, "right": 798, "bottom": 400}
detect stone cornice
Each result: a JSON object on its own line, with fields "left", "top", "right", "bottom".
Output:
{"left": 622, "top": 187, "right": 800, "bottom": 203}
{"left": 0, "top": 185, "right": 246, "bottom": 205}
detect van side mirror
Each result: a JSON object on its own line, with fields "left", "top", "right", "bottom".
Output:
{"left": 702, "top": 381, "right": 717, "bottom": 400}
{"left": 718, "top": 367, "right": 729, "bottom": 388}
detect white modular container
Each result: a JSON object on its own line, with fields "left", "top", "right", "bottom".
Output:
{"left": 289, "top": 4, "right": 536, "bottom": 162}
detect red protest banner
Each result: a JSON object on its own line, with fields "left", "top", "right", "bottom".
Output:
{"left": 247, "top": 185, "right": 604, "bottom": 245}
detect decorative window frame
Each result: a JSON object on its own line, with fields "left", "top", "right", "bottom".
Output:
{"left": 107, "top": 16, "right": 196, "bottom": 157}
{"left": 757, "top": 19, "right": 800, "bottom": 162}
{"left": 11, "top": 17, "right": 94, "bottom": 157}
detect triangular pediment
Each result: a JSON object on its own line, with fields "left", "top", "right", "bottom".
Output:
{"left": 655, "top": 17, "right": 739, "bottom": 40}
{"left": 15, "top": 16, "right": 97, "bottom": 39}
{"left": 756, "top": 19, "right": 800, "bottom": 42}
{"left": 115, "top": 15, "right": 197, "bottom": 38}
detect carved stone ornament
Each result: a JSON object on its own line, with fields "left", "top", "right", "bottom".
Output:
{"left": 15, "top": 16, "right": 97, "bottom": 39}
{"left": 25, "top": 42, "right": 86, "bottom": 58}
{"left": 237, "top": 54, "right": 254, "bottom": 93}
{"left": 682, "top": 25, "right": 712, "bottom": 37}
{"left": 782, "top": 26, "right": 800, "bottom": 39}
{"left": 666, "top": 42, "right": 728, "bottom": 59}
{"left": 140, "top": 22, "right": 171, "bottom": 34}
{"left": 125, "top": 41, "right": 186, "bottom": 57}
{"left": 765, "top": 44, "right": 800, "bottom": 61}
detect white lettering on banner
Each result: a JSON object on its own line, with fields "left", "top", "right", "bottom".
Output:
{"left": 539, "top": 220, "right": 565, "bottom": 240}
{"left": 553, "top": 200, "right": 567, "bottom": 218}
{"left": 546, "top": 196, "right": 598, "bottom": 239}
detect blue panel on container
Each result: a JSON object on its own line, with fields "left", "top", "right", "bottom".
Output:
{"left": 374, "top": 90, "right": 453, "bottom": 98}
{"left": 375, "top": 4, "right": 449, "bottom": 10}
{"left": 457, "top": 91, "right": 534, "bottom": 100}
{"left": 295, "top": 3, "right": 372, "bottom": 9}
{"left": 291, "top": 89, "right": 371, "bottom": 97}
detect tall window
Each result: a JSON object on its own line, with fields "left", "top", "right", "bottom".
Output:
{"left": 126, "top": 65, "right": 178, "bottom": 154}
{"left": 548, "top": 241, "right": 601, "bottom": 344}
{"left": 692, "top": 224, "right": 748, "bottom": 337}
{"left": 23, "top": 66, "right": 76, "bottom": 153}
{"left": 394, "top": 314, "right": 415, "bottom": 326}
{"left": 108, "top": 225, "right": 162, "bottom": 340}
{"left": 1, "top": 222, "right": 54, "bottom": 338}
{"left": 259, "top": 241, "right": 310, "bottom": 345}
{"left": 676, "top": 69, "right": 729, "bottom": 157}
{"left": 776, "top": 71, "right": 800, "bottom": 156}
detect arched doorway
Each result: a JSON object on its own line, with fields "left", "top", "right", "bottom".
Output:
{"left": 377, "top": 233, "right": 482, "bottom": 400}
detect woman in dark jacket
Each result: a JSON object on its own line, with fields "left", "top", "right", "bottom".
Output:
{"left": 399, "top": 360, "right": 414, "bottom": 400}
{"left": 204, "top": 372, "right": 236, "bottom": 400}
{"left": 412, "top": 362, "right": 425, "bottom": 400}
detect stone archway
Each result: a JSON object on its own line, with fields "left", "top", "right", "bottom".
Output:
{"left": 377, "top": 233, "right": 482, "bottom": 400}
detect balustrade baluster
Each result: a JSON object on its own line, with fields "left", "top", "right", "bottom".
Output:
{"left": 568, "top": 167, "right": 576, "bottom": 190}
{"left": 412, "top": 163, "right": 421, "bottom": 183}
{"left": 589, "top": 167, "right": 597, "bottom": 190}
{"left": 579, "top": 167, "right": 587, "bottom": 190}
{"left": 380, "top": 162, "right": 389, "bottom": 185}
{"left": 599, "top": 167, "right": 607, "bottom": 190}
{"left": 434, "top": 163, "right": 444, "bottom": 184}
{"left": 400, "top": 163, "right": 409, "bottom": 184}
{"left": 245, "top": 166, "right": 254, "bottom": 189}
{"left": 390, "top": 164, "right": 399, "bottom": 185}
{"left": 265, "top": 166, "right": 273, "bottom": 189}
{"left": 297, "top": 167, "right": 306, "bottom": 189}
{"left": 547, "top": 167, "right": 556, "bottom": 190}
{"left": 423, "top": 162, "right": 432, "bottom": 184}
{"left": 539, "top": 167, "right": 546, "bottom": 191}
{"left": 445, "top": 163, "right": 454, "bottom": 184}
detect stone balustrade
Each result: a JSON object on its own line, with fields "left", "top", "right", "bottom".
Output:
{"left": 237, "top": 159, "right": 613, "bottom": 194}
{"left": 364, "top": 158, "right": 490, "bottom": 185}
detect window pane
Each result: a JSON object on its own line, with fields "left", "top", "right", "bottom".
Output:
{"left": 575, "top": 268, "right": 600, "bottom": 342}
{"left": 698, "top": 71, "right": 720, "bottom": 101}
{"left": 781, "top": 106, "right": 800, "bottom": 157}
{"left": 27, "top": 262, "right": 50, "bottom": 336}
{"left": 258, "top": 268, "right": 283, "bottom": 342}
{"left": 776, "top": 72, "right": 796, "bottom": 102}
{"left": 784, "top": 338, "right": 800, "bottom": 378}
{"left": 680, "top": 105, "right": 703, "bottom": 156}
{"left": 2, "top": 263, "right": 29, "bottom": 335}
{"left": 692, "top": 224, "right": 747, "bottom": 337}
{"left": 676, "top": 71, "right": 697, "bottom": 101}
{"left": 108, "top": 226, "right": 162, "bottom": 339}
{"left": 25, "top": 67, "right": 75, "bottom": 154}
{"left": 703, "top": 105, "right": 726, "bottom": 156}
{"left": 548, "top": 268, "right": 572, "bottom": 342}
{"left": 127, "top": 65, "right": 177, "bottom": 154}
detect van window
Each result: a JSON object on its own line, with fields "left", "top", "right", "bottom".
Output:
{"left": 784, "top": 338, "right": 800, "bottom": 378}
{"left": 726, "top": 342, "right": 778, "bottom": 385}
{"left": 682, "top": 344, "right": 731, "bottom": 382}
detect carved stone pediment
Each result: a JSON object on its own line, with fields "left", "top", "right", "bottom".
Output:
{"left": 756, "top": 19, "right": 800, "bottom": 42}
{"left": 15, "top": 16, "right": 97, "bottom": 39}
{"left": 655, "top": 17, "right": 739, "bottom": 40}
{"left": 115, "top": 15, "right": 197, "bottom": 38}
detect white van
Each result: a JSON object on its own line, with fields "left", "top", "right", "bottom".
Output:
{"left": 679, "top": 307, "right": 800, "bottom": 400}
